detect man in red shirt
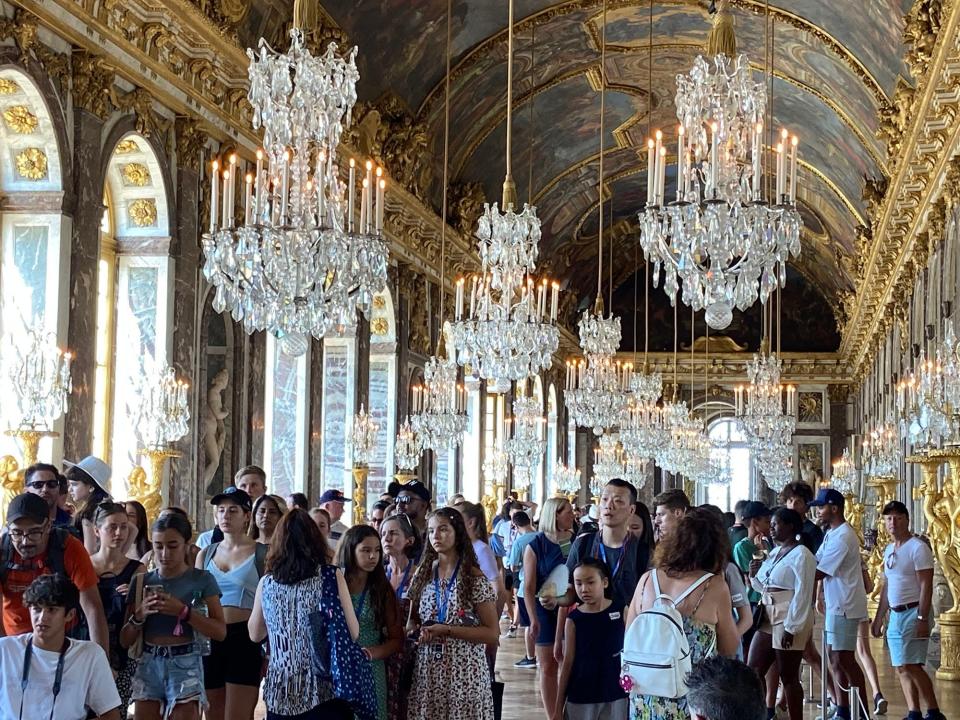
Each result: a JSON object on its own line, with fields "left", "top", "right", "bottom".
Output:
{"left": 0, "top": 493, "right": 108, "bottom": 655}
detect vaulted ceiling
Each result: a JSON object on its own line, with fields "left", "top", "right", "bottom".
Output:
{"left": 247, "top": 1, "right": 917, "bottom": 351}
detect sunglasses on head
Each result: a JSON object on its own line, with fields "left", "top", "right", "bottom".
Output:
{"left": 27, "top": 480, "right": 60, "bottom": 490}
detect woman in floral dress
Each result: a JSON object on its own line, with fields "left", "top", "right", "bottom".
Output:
{"left": 406, "top": 508, "right": 500, "bottom": 720}
{"left": 625, "top": 509, "right": 740, "bottom": 720}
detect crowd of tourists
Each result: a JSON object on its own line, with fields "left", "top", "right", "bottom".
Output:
{"left": 0, "top": 455, "right": 945, "bottom": 720}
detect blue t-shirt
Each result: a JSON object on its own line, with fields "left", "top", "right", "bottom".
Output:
{"left": 507, "top": 531, "right": 538, "bottom": 598}
{"left": 126, "top": 568, "right": 220, "bottom": 640}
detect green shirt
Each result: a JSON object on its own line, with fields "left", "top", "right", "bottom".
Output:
{"left": 732, "top": 538, "right": 761, "bottom": 603}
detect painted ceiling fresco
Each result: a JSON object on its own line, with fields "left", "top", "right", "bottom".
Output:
{"left": 295, "top": 0, "right": 917, "bottom": 328}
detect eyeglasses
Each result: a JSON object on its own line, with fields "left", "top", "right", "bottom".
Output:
{"left": 27, "top": 480, "right": 60, "bottom": 490}
{"left": 8, "top": 527, "right": 46, "bottom": 541}
{"left": 396, "top": 495, "right": 417, "bottom": 505}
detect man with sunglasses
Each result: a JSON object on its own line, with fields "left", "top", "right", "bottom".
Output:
{"left": 870, "top": 501, "right": 942, "bottom": 720}
{"left": 0, "top": 493, "right": 109, "bottom": 657}
{"left": 388, "top": 480, "right": 431, "bottom": 537}
{"left": 23, "top": 463, "right": 77, "bottom": 537}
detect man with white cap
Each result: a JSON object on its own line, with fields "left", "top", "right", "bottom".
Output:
{"left": 319, "top": 489, "right": 352, "bottom": 549}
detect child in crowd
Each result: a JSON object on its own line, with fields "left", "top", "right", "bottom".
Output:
{"left": 338, "top": 525, "right": 404, "bottom": 720}
{"left": 555, "top": 559, "right": 628, "bottom": 720}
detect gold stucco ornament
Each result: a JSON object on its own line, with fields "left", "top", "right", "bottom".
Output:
{"left": 0, "top": 78, "right": 20, "bottom": 95}
{"left": 3, "top": 105, "right": 37, "bottom": 134}
{"left": 122, "top": 162, "right": 151, "bottom": 186}
{"left": 128, "top": 198, "right": 157, "bottom": 227}
{"left": 15, "top": 147, "right": 46, "bottom": 180}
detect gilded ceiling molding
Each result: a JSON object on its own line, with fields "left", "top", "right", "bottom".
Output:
{"left": 71, "top": 51, "right": 116, "bottom": 119}
{"left": 417, "top": 0, "right": 888, "bottom": 123}
{"left": 0, "top": 9, "right": 69, "bottom": 81}
{"left": 174, "top": 116, "right": 208, "bottom": 172}
{"left": 115, "top": 87, "right": 172, "bottom": 138}
{"left": 618, "top": 353, "right": 850, "bottom": 384}
{"left": 843, "top": 1, "right": 960, "bottom": 378}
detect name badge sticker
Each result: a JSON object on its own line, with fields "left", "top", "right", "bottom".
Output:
{"left": 609, "top": 611, "right": 621, "bottom": 620}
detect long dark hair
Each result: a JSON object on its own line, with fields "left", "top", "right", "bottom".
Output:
{"left": 337, "top": 525, "right": 396, "bottom": 631}
{"left": 70, "top": 467, "right": 111, "bottom": 528}
{"left": 635, "top": 501, "right": 655, "bottom": 548}
{"left": 267, "top": 508, "right": 328, "bottom": 585}
{"left": 125, "top": 501, "right": 151, "bottom": 557}
{"left": 408, "top": 507, "right": 482, "bottom": 617}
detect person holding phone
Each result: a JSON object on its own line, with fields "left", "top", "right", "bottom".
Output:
{"left": 120, "top": 512, "right": 226, "bottom": 720}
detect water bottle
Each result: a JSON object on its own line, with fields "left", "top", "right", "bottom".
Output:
{"left": 191, "top": 592, "right": 211, "bottom": 656}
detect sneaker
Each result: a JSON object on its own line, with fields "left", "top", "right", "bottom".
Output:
{"left": 924, "top": 711, "right": 946, "bottom": 720}
{"left": 815, "top": 702, "right": 840, "bottom": 720}
{"left": 506, "top": 625, "right": 517, "bottom": 639}
{"left": 875, "top": 695, "right": 888, "bottom": 716}
{"left": 513, "top": 656, "right": 537, "bottom": 669}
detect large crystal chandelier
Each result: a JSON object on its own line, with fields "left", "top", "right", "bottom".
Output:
{"left": 449, "top": 0, "right": 559, "bottom": 383}
{"left": 657, "top": 399, "right": 693, "bottom": 474}
{"left": 201, "top": 19, "right": 387, "bottom": 356}
{"left": 506, "top": 393, "right": 545, "bottom": 488}
{"left": 133, "top": 358, "right": 190, "bottom": 451}
{"left": 830, "top": 447, "right": 858, "bottom": 495}
{"left": 553, "top": 461, "right": 581, "bottom": 496}
{"left": 351, "top": 404, "right": 380, "bottom": 465}
{"left": 6, "top": 328, "right": 73, "bottom": 431}
{"left": 394, "top": 418, "right": 422, "bottom": 473}
{"left": 483, "top": 445, "right": 509, "bottom": 487}
{"left": 758, "top": 441, "right": 793, "bottom": 491}
{"left": 896, "top": 318, "right": 960, "bottom": 449}
{"left": 410, "top": 356, "right": 467, "bottom": 453}
{"left": 862, "top": 419, "right": 900, "bottom": 478}
{"left": 593, "top": 434, "right": 626, "bottom": 483}
{"left": 637, "top": 4, "right": 801, "bottom": 330}
{"left": 621, "top": 371, "right": 667, "bottom": 463}
{"left": 735, "top": 347, "right": 797, "bottom": 451}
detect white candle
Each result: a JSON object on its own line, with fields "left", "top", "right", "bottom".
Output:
{"left": 789, "top": 136, "right": 798, "bottom": 203}
{"left": 210, "top": 160, "right": 219, "bottom": 233}
{"left": 365, "top": 160, "right": 373, "bottom": 230}
{"left": 244, "top": 173, "right": 253, "bottom": 225}
{"left": 646, "top": 138, "right": 655, "bottom": 206}
{"left": 360, "top": 179, "right": 369, "bottom": 234}
{"left": 376, "top": 178, "right": 385, "bottom": 233}
{"left": 775, "top": 143, "right": 784, "bottom": 202}
{"left": 676, "top": 125, "right": 684, "bottom": 202}
{"left": 348, "top": 158, "right": 356, "bottom": 233}
{"left": 657, "top": 147, "right": 666, "bottom": 205}
{"left": 255, "top": 150, "right": 263, "bottom": 218}
{"left": 752, "top": 122, "right": 762, "bottom": 199}
{"left": 709, "top": 122, "right": 719, "bottom": 194}
{"left": 551, "top": 282, "right": 559, "bottom": 320}
{"left": 281, "top": 151, "right": 290, "bottom": 224}
{"left": 228, "top": 154, "right": 237, "bottom": 223}
{"left": 221, "top": 170, "right": 230, "bottom": 228}
{"left": 538, "top": 281, "right": 546, "bottom": 318}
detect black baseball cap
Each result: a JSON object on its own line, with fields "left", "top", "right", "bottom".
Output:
{"left": 741, "top": 501, "right": 772, "bottom": 521}
{"left": 7, "top": 493, "right": 49, "bottom": 524}
{"left": 808, "top": 487, "right": 845, "bottom": 508}
{"left": 319, "top": 489, "right": 352, "bottom": 504}
{"left": 210, "top": 486, "right": 252, "bottom": 512}
{"left": 389, "top": 479, "right": 431, "bottom": 502}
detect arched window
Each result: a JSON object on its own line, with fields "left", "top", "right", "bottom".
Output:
{"left": 706, "top": 417, "right": 752, "bottom": 512}
{"left": 94, "top": 133, "right": 172, "bottom": 494}
{"left": 0, "top": 68, "right": 68, "bottom": 462}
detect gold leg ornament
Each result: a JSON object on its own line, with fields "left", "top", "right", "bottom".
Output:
{"left": 131, "top": 447, "right": 179, "bottom": 525}
{"left": 4, "top": 428, "right": 58, "bottom": 469}
{"left": 352, "top": 465, "right": 369, "bottom": 525}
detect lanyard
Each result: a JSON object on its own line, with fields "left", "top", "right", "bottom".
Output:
{"left": 19, "top": 637, "right": 69, "bottom": 720}
{"left": 354, "top": 588, "right": 368, "bottom": 618}
{"left": 389, "top": 560, "right": 413, "bottom": 599}
{"left": 761, "top": 544, "right": 798, "bottom": 587}
{"left": 433, "top": 558, "right": 461, "bottom": 623}
{"left": 595, "top": 534, "right": 629, "bottom": 580}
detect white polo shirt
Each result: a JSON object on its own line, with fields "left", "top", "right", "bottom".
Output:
{"left": 816, "top": 522, "right": 867, "bottom": 619}
{"left": 0, "top": 634, "right": 121, "bottom": 720}
{"left": 883, "top": 536, "right": 934, "bottom": 607}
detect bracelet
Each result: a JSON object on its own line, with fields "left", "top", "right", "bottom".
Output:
{"left": 127, "top": 616, "right": 144, "bottom": 627}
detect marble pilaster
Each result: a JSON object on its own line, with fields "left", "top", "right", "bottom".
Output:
{"left": 307, "top": 337, "right": 324, "bottom": 504}
{"left": 63, "top": 108, "right": 105, "bottom": 461}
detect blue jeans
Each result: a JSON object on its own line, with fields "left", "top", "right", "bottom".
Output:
{"left": 131, "top": 649, "right": 206, "bottom": 716}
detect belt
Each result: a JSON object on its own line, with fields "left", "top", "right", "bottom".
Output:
{"left": 890, "top": 602, "right": 920, "bottom": 613}
{"left": 143, "top": 642, "right": 197, "bottom": 657}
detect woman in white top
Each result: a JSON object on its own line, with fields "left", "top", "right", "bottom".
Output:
{"left": 747, "top": 507, "right": 816, "bottom": 720}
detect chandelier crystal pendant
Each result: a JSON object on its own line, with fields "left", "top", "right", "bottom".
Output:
{"left": 351, "top": 404, "right": 381, "bottom": 466}
{"left": 394, "top": 418, "right": 423, "bottom": 472}
{"left": 637, "top": 5, "right": 802, "bottom": 330}
{"left": 757, "top": 441, "right": 794, "bottom": 492}
{"left": 132, "top": 358, "right": 190, "bottom": 451}
{"left": 553, "top": 461, "right": 582, "bottom": 496}
{"left": 506, "top": 392, "right": 546, "bottom": 486}
{"left": 449, "top": 0, "right": 559, "bottom": 384}
{"left": 201, "top": 20, "right": 388, "bottom": 356}
{"left": 593, "top": 434, "right": 626, "bottom": 484}
{"left": 862, "top": 419, "right": 900, "bottom": 478}
{"left": 410, "top": 355, "right": 467, "bottom": 453}
{"left": 6, "top": 328, "right": 73, "bottom": 431}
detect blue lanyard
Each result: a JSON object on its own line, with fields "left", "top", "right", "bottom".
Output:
{"left": 433, "top": 559, "right": 461, "bottom": 623}
{"left": 596, "top": 536, "right": 628, "bottom": 580}
{"left": 388, "top": 560, "right": 414, "bottom": 599}
{"left": 354, "top": 588, "right": 368, "bottom": 618}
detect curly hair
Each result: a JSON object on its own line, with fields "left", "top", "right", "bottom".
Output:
{"left": 407, "top": 507, "right": 482, "bottom": 620}
{"left": 654, "top": 507, "right": 727, "bottom": 576}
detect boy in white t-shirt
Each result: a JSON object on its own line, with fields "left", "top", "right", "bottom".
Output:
{"left": 0, "top": 574, "right": 121, "bottom": 719}
{"left": 870, "top": 501, "right": 944, "bottom": 720}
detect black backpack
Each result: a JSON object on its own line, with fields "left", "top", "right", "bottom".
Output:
{"left": 0, "top": 526, "right": 70, "bottom": 586}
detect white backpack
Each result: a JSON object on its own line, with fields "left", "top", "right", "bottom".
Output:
{"left": 620, "top": 570, "right": 713, "bottom": 699}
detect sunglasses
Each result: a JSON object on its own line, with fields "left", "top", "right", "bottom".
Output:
{"left": 27, "top": 480, "right": 60, "bottom": 490}
{"left": 396, "top": 495, "right": 419, "bottom": 505}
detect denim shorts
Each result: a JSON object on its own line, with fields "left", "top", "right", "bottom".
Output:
{"left": 888, "top": 606, "right": 930, "bottom": 667}
{"left": 131, "top": 647, "right": 207, "bottom": 716}
{"left": 825, "top": 614, "right": 861, "bottom": 652}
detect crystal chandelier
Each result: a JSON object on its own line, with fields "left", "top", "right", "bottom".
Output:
{"left": 637, "top": 5, "right": 801, "bottom": 330}
{"left": 351, "top": 404, "right": 380, "bottom": 466}
{"left": 657, "top": 399, "right": 693, "bottom": 474}
{"left": 410, "top": 355, "right": 467, "bottom": 453}
{"left": 394, "top": 418, "right": 422, "bottom": 472}
{"left": 6, "top": 328, "right": 73, "bottom": 431}
{"left": 553, "top": 461, "right": 581, "bottom": 496}
{"left": 862, "top": 419, "right": 900, "bottom": 478}
{"left": 896, "top": 318, "right": 960, "bottom": 449}
{"left": 735, "top": 349, "right": 796, "bottom": 447}
{"left": 758, "top": 441, "right": 793, "bottom": 492}
{"left": 201, "top": 24, "right": 388, "bottom": 355}
{"left": 483, "top": 446, "right": 509, "bottom": 487}
{"left": 506, "top": 394, "right": 545, "bottom": 487}
{"left": 593, "top": 434, "right": 626, "bottom": 484}
{"left": 449, "top": 0, "right": 559, "bottom": 383}
{"left": 621, "top": 371, "right": 667, "bottom": 464}
{"left": 133, "top": 358, "right": 190, "bottom": 451}
{"left": 830, "top": 447, "right": 857, "bottom": 494}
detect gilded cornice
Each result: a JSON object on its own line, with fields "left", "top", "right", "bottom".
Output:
{"left": 418, "top": 0, "right": 888, "bottom": 122}
{"left": 608, "top": 352, "right": 851, "bottom": 384}
{"left": 844, "top": 0, "right": 960, "bottom": 378}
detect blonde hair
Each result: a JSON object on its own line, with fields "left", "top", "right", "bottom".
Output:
{"left": 537, "top": 496, "right": 568, "bottom": 536}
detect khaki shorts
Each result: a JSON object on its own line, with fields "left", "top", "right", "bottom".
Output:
{"left": 760, "top": 613, "right": 813, "bottom": 651}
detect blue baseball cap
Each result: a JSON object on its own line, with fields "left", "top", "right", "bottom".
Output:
{"left": 319, "top": 489, "right": 352, "bottom": 504}
{"left": 808, "top": 487, "right": 845, "bottom": 508}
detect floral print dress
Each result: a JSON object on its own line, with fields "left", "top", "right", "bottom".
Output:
{"left": 408, "top": 571, "right": 496, "bottom": 720}
{"left": 630, "top": 618, "right": 717, "bottom": 720}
